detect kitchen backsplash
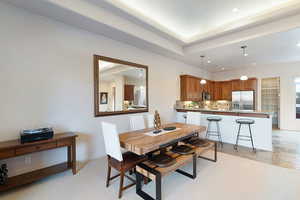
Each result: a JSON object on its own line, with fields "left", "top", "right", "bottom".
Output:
{"left": 175, "top": 100, "right": 232, "bottom": 110}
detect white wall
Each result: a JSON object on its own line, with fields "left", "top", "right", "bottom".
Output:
{"left": 212, "top": 62, "right": 300, "bottom": 131}
{"left": 0, "top": 2, "right": 211, "bottom": 176}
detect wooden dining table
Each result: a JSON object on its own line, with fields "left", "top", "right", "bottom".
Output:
{"left": 119, "top": 122, "right": 207, "bottom": 155}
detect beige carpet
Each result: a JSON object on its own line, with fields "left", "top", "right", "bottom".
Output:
{"left": 1, "top": 152, "right": 300, "bottom": 200}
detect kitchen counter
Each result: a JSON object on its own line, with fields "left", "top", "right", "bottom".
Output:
{"left": 175, "top": 108, "right": 271, "bottom": 118}
{"left": 176, "top": 109, "right": 273, "bottom": 151}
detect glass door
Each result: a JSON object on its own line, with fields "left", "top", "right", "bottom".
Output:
{"left": 261, "top": 77, "right": 280, "bottom": 129}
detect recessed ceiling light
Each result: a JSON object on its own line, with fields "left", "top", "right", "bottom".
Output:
{"left": 207, "top": 60, "right": 211, "bottom": 63}
{"left": 232, "top": 8, "right": 239, "bottom": 12}
{"left": 221, "top": 67, "right": 225, "bottom": 70}
{"left": 297, "top": 42, "right": 300, "bottom": 47}
{"left": 244, "top": 53, "right": 248, "bottom": 57}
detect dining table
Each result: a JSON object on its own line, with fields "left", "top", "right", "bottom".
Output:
{"left": 119, "top": 122, "right": 215, "bottom": 200}
{"left": 119, "top": 122, "right": 207, "bottom": 155}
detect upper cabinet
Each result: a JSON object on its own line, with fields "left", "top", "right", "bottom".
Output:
{"left": 207, "top": 80, "right": 215, "bottom": 100}
{"left": 180, "top": 75, "right": 201, "bottom": 101}
{"left": 231, "top": 78, "right": 258, "bottom": 91}
{"left": 221, "top": 81, "right": 232, "bottom": 101}
{"left": 124, "top": 84, "right": 134, "bottom": 101}
{"left": 242, "top": 78, "right": 257, "bottom": 91}
{"left": 213, "top": 81, "right": 222, "bottom": 100}
{"left": 231, "top": 79, "right": 241, "bottom": 91}
{"left": 213, "top": 81, "right": 232, "bottom": 101}
{"left": 180, "top": 75, "right": 257, "bottom": 102}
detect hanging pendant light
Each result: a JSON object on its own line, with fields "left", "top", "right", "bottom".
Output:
{"left": 200, "top": 55, "right": 207, "bottom": 85}
{"left": 240, "top": 46, "right": 249, "bottom": 81}
{"left": 200, "top": 79, "right": 207, "bottom": 84}
{"left": 240, "top": 75, "right": 248, "bottom": 81}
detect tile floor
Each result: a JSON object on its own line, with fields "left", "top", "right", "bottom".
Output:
{"left": 2, "top": 153, "right": 300, "bottom": 200}
{"left": 217, "top": 129, "right": 300, "bottom": 170}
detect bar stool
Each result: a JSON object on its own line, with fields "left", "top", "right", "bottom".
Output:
{"left": 234, "top": 119, "right": 256, "bottom": 152}
{"left": 206, "top": 117, "right": 223, "bottom": 146}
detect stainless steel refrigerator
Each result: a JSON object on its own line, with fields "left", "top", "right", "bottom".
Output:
{"left": 232, "top": 91, "right": 255, "bottom": 111}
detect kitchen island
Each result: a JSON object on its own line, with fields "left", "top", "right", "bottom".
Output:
{"left": 176, "top": 109, "right": 272, "bottom": 151}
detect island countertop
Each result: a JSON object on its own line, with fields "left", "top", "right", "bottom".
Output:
{"left": 176, "top": 110, "right": 273, "bottom": 151}
{"left": 175, "top": 108, "right": 271, "bottom": 118}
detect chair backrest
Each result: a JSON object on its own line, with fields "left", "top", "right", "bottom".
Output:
{"left": 146, "top": 114, "right": 154, "bottom": 128}
{"left": 101, "top": 122, "right": 123, "bottom": 162}
{"left": 186, "top": 112, "right": 201, "bottom": 125}
{"left": 129, "top": 115, "right": 146, "bottom": 131}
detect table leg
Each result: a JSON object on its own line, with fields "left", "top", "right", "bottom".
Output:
{"left": 71, "top": 138, "right": 76, "bottom": 175}
{"left": 67, "top": 145, "right": 72, "bottom": 168}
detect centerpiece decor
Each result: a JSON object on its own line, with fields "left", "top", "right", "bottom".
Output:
{"left": 154, "top": 110, "right": 162, "bottom": 130}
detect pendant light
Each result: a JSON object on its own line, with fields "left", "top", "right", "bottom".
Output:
{"left": 240, "top": 75, "right": 248, "bottom": 81}
{"left": 240, "top": 46, "right": 249, "bottom": 81}
{"left": 200, "top": 55, "right": 207, "bottom": 85}
{"left": 200, "top": 79, "right": 207, "bottom": 84}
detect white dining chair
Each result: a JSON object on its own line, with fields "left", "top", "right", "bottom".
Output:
{"left": 146, "top": 114, "right": 154, "bottom": 128}
{"left": 186, "top": 112, "right": 201, "bottom": 125}
{"left": 129, "top": 115, "right": 146, "bottom": 131}
{"left": 102, "top": 122, "right": 123, "bottom": 161}
{"left": 101, "top": 122, "right": 145, "bottom": 198}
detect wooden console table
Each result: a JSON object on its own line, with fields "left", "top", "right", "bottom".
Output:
{"left": 0, "top": 132, "right": 77, "bottom": 192}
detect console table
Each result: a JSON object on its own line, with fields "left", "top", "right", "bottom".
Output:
{"left": 0, "top": 132, "right": 77, "bottom": 192}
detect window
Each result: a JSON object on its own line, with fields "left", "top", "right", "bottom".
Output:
{"left": 296, "top": 78, "right": 300, "bottom": 119}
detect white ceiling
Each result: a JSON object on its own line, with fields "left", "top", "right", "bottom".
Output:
{"left": 100, "top": 64, "right": 145, "bottom": 81}
{"left": 106, "top": 0, "right": 299, "bottom": 43}
{"left": 4, "top": 0, "right": 300, "bottom": 72}
{"left": 187, "top": 27, "right": 300, "bottom": 72}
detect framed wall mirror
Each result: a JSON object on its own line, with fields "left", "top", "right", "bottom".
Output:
{"left": 94, "top": 55, "right": 148, "bottom": 117}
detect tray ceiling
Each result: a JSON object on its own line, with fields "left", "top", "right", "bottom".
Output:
{"left": 4, "top": 0, "right": 300, "bottom": 72}
{"left": 107, "top": 0, "right": 297, "bottom": 42}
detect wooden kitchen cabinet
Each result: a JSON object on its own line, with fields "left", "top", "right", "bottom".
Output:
{"left": 241, "top": 78, "right": 257, "bottom": 91}
{"left": 180, "top": 74, "right": 257, "bottom": 102}
{"left": 231, "top": 79, "right": 241, "bottom": 91}
{"left": 221, "top": 81, "right": 232, "bottom": 100}
{"left": 180, "top": 75, "right": 201, "bottom": 101}
{"left": 124, "top": 85, "right": 134, "bottom": 101}
{"left": 213, "top": 81, "right": 232, "bottom": 100}
{"left": 231, "top": 78, "right": 257, "bottom": 91}
{"left": 208, "top": 81, "right": 215, "bottom": 100}
{"left": 213, "top": 81, "right": 222, "bottom": 100}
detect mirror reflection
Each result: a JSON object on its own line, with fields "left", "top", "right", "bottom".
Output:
{"left": 98, "top": 59, "right": 147, "bottom": 113}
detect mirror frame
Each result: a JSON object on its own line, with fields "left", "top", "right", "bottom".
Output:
{"left": 94, "top": 55, "right": 149, "bottom": 117}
